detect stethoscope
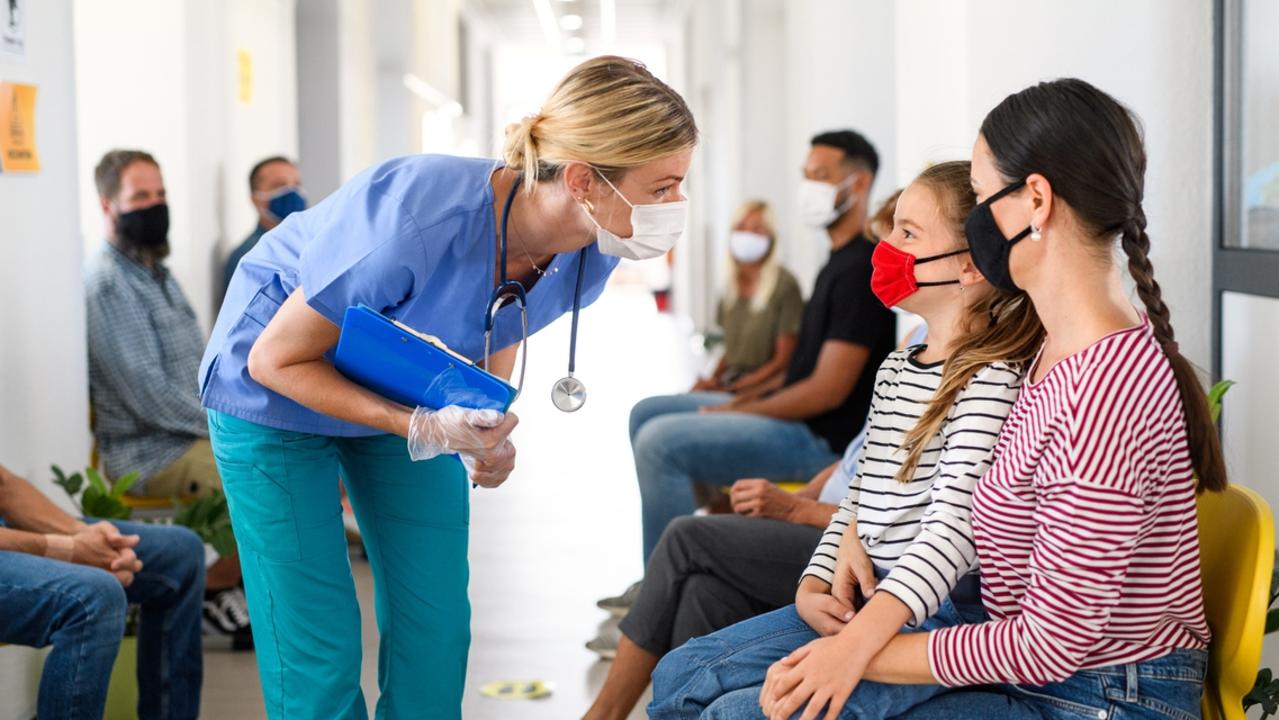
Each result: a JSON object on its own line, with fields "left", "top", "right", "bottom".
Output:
{"left": 483, "top": 176, "right": 589, "bottom": 413}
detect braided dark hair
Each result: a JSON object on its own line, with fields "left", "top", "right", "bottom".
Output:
{"left": 981, "top": 78, "right": 1226, "bottom": 493}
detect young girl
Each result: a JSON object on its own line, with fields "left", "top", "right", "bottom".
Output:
{"left": 647, "top": 160, "right": 1044, "bottom": 719}
{"left": 751, "top": 79, "right": 1221, "bottom": 720}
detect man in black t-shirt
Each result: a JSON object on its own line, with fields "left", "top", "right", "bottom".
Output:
{"left": 622, "top": 130, "right": 896, "bottom": 572}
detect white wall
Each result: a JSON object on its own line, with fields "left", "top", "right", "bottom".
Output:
{"left": 0, "top": 0, "right": 88, "bottom": 713}
{"left": 675, "top": 0, "right": 898, "bottom": 329}
{"left": 75, "top": 0, "right": 299, "bottom": 329}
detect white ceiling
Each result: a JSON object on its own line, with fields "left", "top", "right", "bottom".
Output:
{"left": 462, "top": 0, "right": 676, "bottom": 46}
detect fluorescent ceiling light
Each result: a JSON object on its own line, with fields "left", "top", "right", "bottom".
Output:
{"left": 531, "top": 0, "right": 561, "bottom": 48}
{"left": 560, "top": 13, "right": 583, "bottom": 31}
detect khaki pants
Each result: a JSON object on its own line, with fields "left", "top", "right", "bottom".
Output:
{"left": 142, "top": 439, "right": 223, "bottom": 498}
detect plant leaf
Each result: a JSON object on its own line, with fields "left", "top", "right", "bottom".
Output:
{"left": 110, "top": 471, "right": 139, "bottom": 500}
{"left": 85, "top": 466, "right": 109, "bottom": 495}
{"left": 1208, "top": 379, "right": 1236, "bottom": 423}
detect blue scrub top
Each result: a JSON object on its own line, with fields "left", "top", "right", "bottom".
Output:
{"left": 199, "top": 154, "right": 620, "bottom": 436}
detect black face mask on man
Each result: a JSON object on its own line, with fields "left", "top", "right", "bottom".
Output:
{"left": 115, "top": 203, "right": 170, "bottom": 249}
{"left": 964, "top": 179, "right": 1033, "bottom": 293}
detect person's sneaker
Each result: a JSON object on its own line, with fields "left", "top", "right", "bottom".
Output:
{"left": 203, "top": 588, "right": 254, "bottom": 651}
{"left": 596, "top": 580, "right": 642, "bottom": 618}
{"left": 585, "top": 634, "right": 618, "bottom": 660}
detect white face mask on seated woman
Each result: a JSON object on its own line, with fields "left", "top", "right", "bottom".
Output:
{"left": 728, "top": 231, "right": 771, "bottom": 263}
{"left": 583, "top": 170, "right": 688, "bottom": 260}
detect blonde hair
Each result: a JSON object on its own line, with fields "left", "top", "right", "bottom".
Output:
{"left": 724, "top": 199, "right": 779, "bottom": 312}
{"left": 894, "top": 161, "right": 1045, "bottom": 483}
{"left": 503, "top": 55, "right": 698, "bottom": 192}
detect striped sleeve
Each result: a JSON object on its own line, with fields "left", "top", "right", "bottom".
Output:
{"left": 929, "top": 476, "right": 1144, "bottom": 685}
{"left": 876, "top": 364, "right": 1021, "bottom": 626}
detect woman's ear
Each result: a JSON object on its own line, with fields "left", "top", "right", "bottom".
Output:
{"left": 561, "top": 162, "right": 596, "bottom": 204}
{"left": 957, "top": 252, "right": 988, "bottom": 289}
{"left": 1025, "top": 172, "right": 1055, "bottom": 233}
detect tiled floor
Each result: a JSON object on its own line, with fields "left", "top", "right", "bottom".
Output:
{"left": 201, "top": 283, "right": 700, "bottom": 719}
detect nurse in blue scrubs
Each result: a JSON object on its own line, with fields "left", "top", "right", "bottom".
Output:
{"left": 198, "top": 56, "right": 697, "bottom": 720}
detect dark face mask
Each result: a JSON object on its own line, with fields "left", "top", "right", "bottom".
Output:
{"left": 964, "top": 179, "right": 1033, "bottom": 293}
{"left": 115, "top": 203, "right": 170, "bottom": 249}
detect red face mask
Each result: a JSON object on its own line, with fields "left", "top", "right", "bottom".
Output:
{"left": 870, "top": 240, "right": 967, "bottom": 308}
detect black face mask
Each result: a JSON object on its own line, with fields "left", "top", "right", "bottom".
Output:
{"left": 965, "top": 180, "right": 1033, "bottom": 293}
{"left": 115, "top": 203, "right": 170, "bottom": 249}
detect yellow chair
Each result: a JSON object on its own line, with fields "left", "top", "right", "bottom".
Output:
{"left": 1198, "top": 484, "right": 1275, "bottom": 720}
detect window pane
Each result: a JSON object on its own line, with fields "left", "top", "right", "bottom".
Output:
{"left": 1237, "top": 0, "right": 1279, "bottom": 249}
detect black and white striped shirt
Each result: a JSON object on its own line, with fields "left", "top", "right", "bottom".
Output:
{"left": 802, "top": 346, "right": 1023, "bottom": 627}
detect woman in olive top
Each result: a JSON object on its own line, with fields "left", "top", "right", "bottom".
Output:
{"left": 694, "top": 200, "right": 803, "bottom": 396}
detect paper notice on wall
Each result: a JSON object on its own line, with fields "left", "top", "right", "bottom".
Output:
{"left": 0, "top": 82, "right": 39, "bottom": 172}
{"left": 2, "top": 0, "right": 25, "bottom": 59}
{"left": 237, "top": 49, "right": 252, "bottom": 104}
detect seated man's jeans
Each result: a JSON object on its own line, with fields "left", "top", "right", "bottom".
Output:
{"left": 0, "top": 520, "right": 205, "bottom": 720}
{"left": 649, "top": 575, "right": 985, "bottom": 720}
{"left": 630, "top": 393, "right": 840, "bottom": 563}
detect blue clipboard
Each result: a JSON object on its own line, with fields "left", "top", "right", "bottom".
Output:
{"left": 333, "top": 305, "right": 517, "bottom": 413}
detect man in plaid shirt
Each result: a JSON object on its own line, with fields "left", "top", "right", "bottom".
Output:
{"left": 84, "top": 149, "right": 251, "bottom": 648}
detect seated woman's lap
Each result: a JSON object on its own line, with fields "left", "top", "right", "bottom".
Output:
{"left": 650, "top": 599, "right": 979, "bottom": 720}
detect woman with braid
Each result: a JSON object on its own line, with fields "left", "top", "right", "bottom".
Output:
{"left": 705, "top": 78, "right": 1224, "bottom": 720}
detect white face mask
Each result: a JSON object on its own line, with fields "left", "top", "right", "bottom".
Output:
{"left": 585, "top": 171, "right": 688, "bottom": 260}
{"left": 797, "top": 177, "right": 856, "bottom": 228}
{"left": 728, "top": 231, "right": 771, "bottom": 263}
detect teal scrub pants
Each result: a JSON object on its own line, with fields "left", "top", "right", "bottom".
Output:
{"left": 207, "top": 411, "right": 470, "bottom": 720}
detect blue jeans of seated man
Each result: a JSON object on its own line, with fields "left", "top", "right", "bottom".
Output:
{"left": 649, "top": 589, "right": 986, "bottom": 720}
{"left": 893, "top": 648, "right": 1207, "bottom": 720}
{"left": 208, "top": 410, "right": 470, "bottom": 720}
{"left": 0, "top": 521, "right": 206, "bottom": 720}
{"left": 630, "top": 393, "right": 840, "bottom": 563}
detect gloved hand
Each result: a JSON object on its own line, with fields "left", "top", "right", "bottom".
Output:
{"left": 406, "top": 405, "right": 519, "bottom": 463}
{"left": 460, "top": 438, "right": 517, "bottom": 489}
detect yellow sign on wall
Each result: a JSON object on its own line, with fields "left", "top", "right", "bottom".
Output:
{"left": 237, "top": 49, "right": 253, "bottom": 105}
{"left": 0, "top": 82, "right": 40, "bottom": 173}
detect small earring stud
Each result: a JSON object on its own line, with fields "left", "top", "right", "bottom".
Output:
{"left": 1030, "top": 224, "right": 1043, "bottom": 241}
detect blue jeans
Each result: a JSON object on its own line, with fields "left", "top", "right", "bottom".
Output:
{"left": 208, "top": 410, "right": 471, "bottom": 720}
{"left": 649, "top": 593, "right": 987, "bottom": 720}
{"left": 630, "top": 393, "right": 839, "bottom": 562}
{"left": 0, "top": 521, "right": 206, "bottom": 720}
{"left": 892, "top": 648, "right": 1208, "bottom": 720}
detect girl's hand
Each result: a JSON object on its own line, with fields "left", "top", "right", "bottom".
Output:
{"left": 795, "top": 576, "right": 854, "bottom": 637}
{"left": 830, "top": 532, "right": 877, "bottom": 612}
{"left": 760, "top": 635, "right": 867, "bottom": 720}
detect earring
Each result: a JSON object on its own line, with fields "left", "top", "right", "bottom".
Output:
{"left": 582, "top": 199, "right": 595, "bottom": 214}
{"left": 1030, "top": 224, "right": 1043, "bottom": 242}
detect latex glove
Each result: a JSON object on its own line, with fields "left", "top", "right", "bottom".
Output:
{"left": 406, "top": 405, "right": 519, "bottom": 461}
{"left": 460, "top": 438, "right": 517, "bottom": 489}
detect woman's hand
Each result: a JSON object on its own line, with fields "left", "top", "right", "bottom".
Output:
{"left": 795, "top": 575, "right": 854, "bottom": 637}
{"left": 691, "top": 377, "right": 722, "bottom": 393}
{"left": 760, "top": 634, "right": 868, "bottom": 720}
{"left": 831, "top": 531, "right": 877, "bottom": 612}
{"left": 730, "top": 479, "right": 797, "bottom": 521}
{"left": 406, "top": 406, "right": 519, "bottom": 460}
{"left": 461, "top": 439, "right": 517, "bottom": 489}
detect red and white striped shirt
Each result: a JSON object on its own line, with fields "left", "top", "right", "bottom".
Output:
{"left": 929, "top": 318, "right": 1210, "bottom": 687}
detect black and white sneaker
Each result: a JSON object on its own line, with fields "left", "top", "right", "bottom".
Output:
{"left": 203, "top": 587, "right": 254, "bottom": 651}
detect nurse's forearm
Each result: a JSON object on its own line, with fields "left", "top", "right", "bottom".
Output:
{"left": 256, "top": 359, "right": 413, "bottom": 437}
{"left": 248, "top": 289, "right": 413, "bottom": 437}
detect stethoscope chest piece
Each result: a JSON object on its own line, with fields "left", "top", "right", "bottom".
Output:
{"left": 551, "top": 375, "right": 587, "bottom": 413}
